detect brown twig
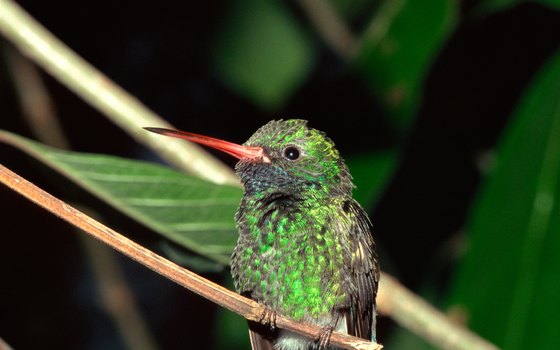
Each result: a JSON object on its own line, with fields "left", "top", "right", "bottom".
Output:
{"left": 0, "top": 163, "right": 382, "bottom": 350}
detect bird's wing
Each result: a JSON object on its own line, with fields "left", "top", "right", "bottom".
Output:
{"left": 248, "top": 321, "right": 275, "bottom": 350}
{"left": 345, "top": 199, "right": 380, "bottom": 342}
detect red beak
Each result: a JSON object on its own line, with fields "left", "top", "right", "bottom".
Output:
{"left": 144, "top": 127, "right": 270, "bottom": 163}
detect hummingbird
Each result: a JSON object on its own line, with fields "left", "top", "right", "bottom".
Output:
{"left": 146, "top": 119, "right": 379, "bottom": 350}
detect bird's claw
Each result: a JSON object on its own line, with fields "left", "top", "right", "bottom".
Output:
{"left": 314, "top": 325, "right": 334, "bottom": 350}
{"left": 258, "top": 306, "right": 277, "bottom": 332}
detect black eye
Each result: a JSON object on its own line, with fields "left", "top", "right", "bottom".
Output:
{"left": 283, "top": 146, "right": 300, "bottom": 160}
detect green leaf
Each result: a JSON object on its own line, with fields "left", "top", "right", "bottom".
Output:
{"left": 354, "top": 0, "right": 457, "bottom": 131}
{"left": 0, "top": 130, "right": 242, "bottom": 265}
{"left": 212, "top": 0, "right": 315, "bottom": 110}
{"left": 346, "top": 151, "right": 397, "bottom": 211}
{"left": 159, "top": 242, "right": 226, "bottom": 273}
{"left": 446, "top": 50, "right": 560, "bottom": 349}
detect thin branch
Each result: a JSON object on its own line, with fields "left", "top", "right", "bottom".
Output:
{"left": 377, "top": 274, "right": 499, "bottom": 350}
{"left": 294, "top": 0, "right": 358, "bottom": 59}
{"left": 294, "top": 0, "right": 405, "bottom": 62}
{"left": 0, "top": 337, "right": 13, "bottom": 350}
{"left": 0, "top": 163, "right": 382, "bottom": 350}
{"left": 358, "top": 0, "right": 406, "bottom": 55}
{"left": 0, "top": 0, "right": 237, "bottom": 185}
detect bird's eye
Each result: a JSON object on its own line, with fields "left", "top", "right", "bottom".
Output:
{"left": 283, "top": 146, "right": 300, "bottom": 161}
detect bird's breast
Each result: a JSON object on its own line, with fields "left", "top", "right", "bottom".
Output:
{"left": 232, "top": 204, "right": 352, "bottom": 321}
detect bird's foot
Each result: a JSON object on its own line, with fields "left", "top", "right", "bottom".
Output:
{"left": 258, "top": 305, "right": 277, "bottom": 332}
{"left": 313, "top": 325, "right": 334, "bottom": 350}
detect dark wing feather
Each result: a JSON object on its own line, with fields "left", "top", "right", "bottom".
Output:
{"left": 345, "top": 200, "right": 379, "bottom": 341}
{"left": 249, "top": 322, "right": 274, "bottom": 350}
{"left": 240, "top": 289, "right": 277, "bottom": 350}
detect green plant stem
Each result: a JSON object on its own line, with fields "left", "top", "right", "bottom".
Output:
{"left": 0, "top": 0, "right": 237, "bottom": 185}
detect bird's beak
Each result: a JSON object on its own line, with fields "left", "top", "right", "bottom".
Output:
{"left": 144, "top": 127, "right": 271, "bottom": 163}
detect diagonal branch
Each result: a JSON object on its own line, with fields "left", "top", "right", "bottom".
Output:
{"left": 378, "top": 274, "right": 498, "bottom": 350}
{"left": 0, "top": 163, "right": 382, "bottom": 350}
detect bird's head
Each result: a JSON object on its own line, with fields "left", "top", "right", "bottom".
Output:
{"left": 145, "top": 119, "right": 353, "bottom": 200}
{"left": 238, "top": 119, "right": 352, "bottom": 198}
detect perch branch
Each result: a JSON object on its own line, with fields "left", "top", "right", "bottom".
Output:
{"left": 0, "top": 164, "right": 382, "bottom": 350}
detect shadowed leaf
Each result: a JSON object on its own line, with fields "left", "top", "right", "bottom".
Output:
{"left": 347, "top": 151, "right": 397, "bottom": 211}
{"left": 0, "top": 130, "right": 242, "bottom": 266}
{"left": 354, "top": 0, "right": 457, "bottom": 131}
{"left": 447, "top": 50, "right": 560, "bottom": 349}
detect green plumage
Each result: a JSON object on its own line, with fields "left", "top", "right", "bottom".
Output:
{"left": 144, "top": 120, "right": 378, "bottom": 349}
{"left": 231, "top": 120, "right": 379, "bottom": 350}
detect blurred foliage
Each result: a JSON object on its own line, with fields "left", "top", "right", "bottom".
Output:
{"left": 2, "top": 0, "right": 560, "bottom": 349}
{"left": 330, "top": 0, "right": 376, "bottom": 19}
{"left": 476, "top": 0, "right": 560, "bottom": 14}
{"left": 212, "top": 0, "right": 315, "bottom": 110}
{"left": 446, "top": 49, "right": 560, "bottom": 350}
{"left": 346, "top": 151, "right": 397, "bottom": 211}
{"left": 354, "top": 0, "right": 457, "bottom": 131}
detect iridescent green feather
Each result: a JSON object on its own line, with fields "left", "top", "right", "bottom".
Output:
{"left": 230, "top": 120, "right": 378, "bottom": 349}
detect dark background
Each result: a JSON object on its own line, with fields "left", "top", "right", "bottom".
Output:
{"left": 1, "top": 1, "right": 560, "bottom": 349}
